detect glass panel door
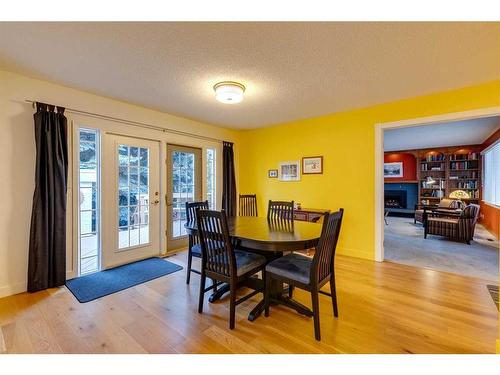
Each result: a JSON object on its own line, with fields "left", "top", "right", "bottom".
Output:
{"left": 166, "top": 145, "right": 202, "bottom": 250}
{"left": 101, "top": 134, "right": 160, "bottom": 269}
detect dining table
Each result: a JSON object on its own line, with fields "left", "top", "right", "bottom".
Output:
{"left": 184, "top": 216, "right": 323, "bottom": 321}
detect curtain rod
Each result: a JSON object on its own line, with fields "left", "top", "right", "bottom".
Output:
{"left": 25, "top": 99, "right": 225, "bottom": 144}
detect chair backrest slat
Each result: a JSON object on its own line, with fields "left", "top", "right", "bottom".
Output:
{"left": 239, "top": 194, "right": 258, "bottom": 217}
{"left": 196, "top": 209, "right": 236, "bottom": 278}
{"left": 312, "top": 209, "right": 344, "bottom": 284}
{"left": 267, "top": 200, "right": 294, "bottom": 221}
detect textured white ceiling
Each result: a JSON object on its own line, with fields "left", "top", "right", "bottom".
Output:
{"left": 1, "top": 22, "right": 500, "bottom": 129}
{"left": 384, "top": 116, "right": 500, "bottom": 151}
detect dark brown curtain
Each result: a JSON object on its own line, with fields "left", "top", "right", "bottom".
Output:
{"left": 28, "top": 102, "right": 68, "bottom": 292}
{"left": 222, "top": 141, "right": 237, "bottom": 216}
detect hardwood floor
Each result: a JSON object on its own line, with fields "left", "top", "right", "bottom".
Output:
{"left": 0, "top": 253, "right": 497, "bottom": 353}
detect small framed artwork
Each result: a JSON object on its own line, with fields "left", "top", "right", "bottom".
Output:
{"left": 384, "top": 162, "right": 403, "bottom": 178}
{"left": 302, "top": 156, "right": 323, "bottom": 174}
{"left": 279, "top": 161, "right": 300, "bottom": 181}
{"left": 268, "top": 169, "right": 278, "bottom": 178}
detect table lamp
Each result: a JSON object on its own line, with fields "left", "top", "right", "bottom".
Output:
{"left": 449, "top": 190, "right": 470, "bottom": 200}
{"left": 425, "top": 176, "right": 444, "bottom": 198}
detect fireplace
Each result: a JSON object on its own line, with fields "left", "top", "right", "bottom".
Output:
{"left": 384, "top": 190, "right": 407, "bottom": 209}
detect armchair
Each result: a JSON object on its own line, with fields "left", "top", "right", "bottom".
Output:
{"left": 424, "top": 204, "right": 480, "bottom": 244}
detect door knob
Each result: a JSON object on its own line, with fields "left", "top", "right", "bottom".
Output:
{"left": 153, "top": 199, "right": 160, "bottom": 205}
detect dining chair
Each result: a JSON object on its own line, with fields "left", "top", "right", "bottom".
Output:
{"left": 264, "top": 209, "right": 344, "bottom": 341}
{"left": 267, "top": 200, "right": 294, "bottom": 221}
{"left": 267, "top": 199, "right": 295, "bottom": 297}
{"left": 185, "top": 200, "right": 209, "bottom": 285}
{"left": 239, "top": 194, "right": 258, "bottom": 217}
{"left": 197, "top": 209, "right": 267, "bottom": 329}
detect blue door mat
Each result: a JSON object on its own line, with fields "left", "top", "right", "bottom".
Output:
{"left": 66, "top": 257, "right": 183, "bottom": 303}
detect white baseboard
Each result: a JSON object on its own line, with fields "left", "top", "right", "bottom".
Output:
{"left": 0, "top": 281, "right": 27, "bottom": 299}
{"left": 0, "top": 325, "right": 6, "bottom": 353}
{"left": 0, "top": 270, "right": 74, "bottom": 299}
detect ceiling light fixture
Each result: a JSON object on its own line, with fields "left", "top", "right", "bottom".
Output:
{"left": 214, "top": 81, "right": 245, "bottom": 104}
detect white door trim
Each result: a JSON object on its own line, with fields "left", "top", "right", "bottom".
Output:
{"left": 374, "top": 106, "right": 500, "bottom": 262}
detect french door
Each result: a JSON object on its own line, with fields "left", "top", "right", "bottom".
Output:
{"left": 166, "top": 144, "right": 202, "bottom": 250}
{"left": 101, "top": 134, "right": 161, "bottom": 269}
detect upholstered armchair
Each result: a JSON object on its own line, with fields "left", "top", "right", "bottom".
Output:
{"left": 414, "top": 198, "right": 464, "bottom": 224}
{"left": 424, "top": 204, "right": 480, "bottom": 244}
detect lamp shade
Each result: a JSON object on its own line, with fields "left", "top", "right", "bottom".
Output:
{"left": 449, "top": 190, "right": 470, "bottom": 199}
{"left": 425, "top": 176, "right": 436, "bottom": 184}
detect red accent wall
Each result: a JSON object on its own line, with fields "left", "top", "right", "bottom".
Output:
{"left": 480, "top": 127, "right": 500, "bottom": 239}
{"left": 384, "top": 153, "right": 417, "bottom": 182}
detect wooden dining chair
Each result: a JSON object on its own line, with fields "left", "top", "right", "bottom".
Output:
{"left": 264, "top": 209, "right": 344, "bottom": 341}
{"left": 267, "top": 200, "right": 294, "bottom": 221}
{"left": 239, "top": 194, "right": 258, "bottom": 217}
{"left": 185, "top": 200, "right": 209, "bottom": 284}
{"left": 197, "top": 209, "right": 267, "bottom": 329}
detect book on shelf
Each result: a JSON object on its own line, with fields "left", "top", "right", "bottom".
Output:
{"left": 449, "top": 161, "right": 478, "bottom": 170}
{"left": 449, "top": 152, "right": 478, "bottom": 161}
{"left": 421, "top": 154, "right": 445, "bottom": 162}
{"left": 420, "top": 163, "right": 444, "bottom": 171}
{"left": 452, "top": 180, "right": 478, "bottom": 189}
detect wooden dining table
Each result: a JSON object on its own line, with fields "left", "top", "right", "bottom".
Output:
{"left": 184, "top": 216, "right": 322, "bottom": 321}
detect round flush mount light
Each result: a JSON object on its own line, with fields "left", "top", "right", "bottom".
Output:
{"left": 214, "top": 81, "right": 245, "bottom": 104}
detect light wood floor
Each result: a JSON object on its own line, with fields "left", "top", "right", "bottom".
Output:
{"left": 0, "top": 253, "right": 497, "bottom": 354}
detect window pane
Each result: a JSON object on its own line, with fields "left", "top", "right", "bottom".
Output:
{"left": 80, "top": 130, "right": 96, "bottom": 142}
{"left": 130, "top": 226, "right": 140, "bottom": 246}
{"left": 140, "top": 148, "right": 148, "bottom": 167}
{"left": 129, "top": 206, "right": 140, "bottom": 226}
{"left": 119, "top": 207, "right": 128, "bottom": 227}
{"left": 129, "top": 167, "right": 139, "bottom": 186}
{"left": 129, "top": 147, "right": 139, "bottom": 166}
{"left": 80, "top": 141, "right": 96, "bottom": 164}
{"left": 80, "top": 210, "right": 96, "bottom": 235}
{"left": 119, "top": 188, "right": 129, "bottom": 206}
{"left": 140, "top": 167, "right": 148, "bottom": 189}
{"left": 81, "top": 233, "right": 98, "bottom": 259}
{"left": 140, "top": 225, "right": 149, "bottom": 244}
{"left": 129, "top": 186, "right": 139, "bottom": 206}
{"left": 140, "top": 205, "right": 149, "bottom": 225}
{"left": 80, "top": 187, "right": 93, "bottom": 210}
{"left": 119, "top": 145, "right": 129, "bottom": 166}
{"left": 119, "top": 227, "right": 129, "bottom": 249}
{"left": 119, "top": 166, "right": 128, "bottom": 187}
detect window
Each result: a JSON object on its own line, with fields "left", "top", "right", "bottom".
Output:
{"left": 206, "top": 149, "right": 216, "bottom": 209}
{"left": 483, "top": 140, "right": 500, "bottom": 206}
{"left": 78, "top": 128, "right": 100, "bottom": 274}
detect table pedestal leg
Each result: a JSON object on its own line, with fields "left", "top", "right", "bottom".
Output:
{"left": 208, "top": 283, "right": 230, "bottom": 303}
{"left": 248, "top": 300, "right": 266, "bottom": 321}
{"left": 247, "top": 281, "right": 313, "bottom": 321}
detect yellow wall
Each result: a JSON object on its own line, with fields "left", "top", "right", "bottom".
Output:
{"left": 239, "top": 80, "right": 500, "bottom": 260}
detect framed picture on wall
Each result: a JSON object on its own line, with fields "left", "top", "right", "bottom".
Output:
{"left": 302, "top": 156, "right": 323, "bottom": 174}
{"left": 268, "top": 169, "right": 278, "bottom": 178}
{"left": 384, "top": 162, "right": 403, "bottom": 178}
{"left": 279, "top": 161, "right": 300, "bottom": 181}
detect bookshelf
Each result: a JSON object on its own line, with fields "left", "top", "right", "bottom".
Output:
{"left": 417, "top": 146, "right": 481, "bottom": 204}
